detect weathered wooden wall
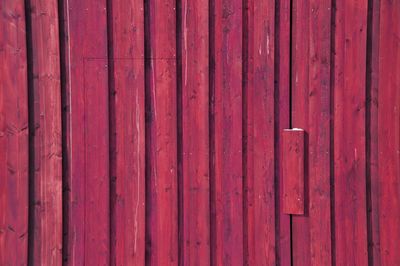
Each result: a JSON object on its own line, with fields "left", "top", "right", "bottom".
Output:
{"left": 0, "top": 0, "right": 399, "bottom": 265}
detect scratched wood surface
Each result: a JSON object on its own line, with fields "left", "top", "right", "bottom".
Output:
{"left": 0, "top": 1, "right": 29, "bottom": 265}
{"left": 378, "top": 1, "right": 400, "bottom": 265}
{"left": 0, "top": 0, "right": 400, "bottom": 265}
{"left": 145, "top": 0, "right": 178, "bottom": 265}
{"left": 108, "top": 0, "right": 145, "bottom": 265}
{"left": 180, "top": 0, "right": 210, "bottom": 265}
{"left": 60, "top": 0, "right": 110, "bottom": 264}
{"left": 212, "top": 0, "right": 243, "bottom": 265}
{"left": 333, "top": 1, "right": 369, "bottom": 265}
{"left": 244, "top": 0, "right": 277, "bottom": 264}
{"left": 291, "top": 0, "right": 333, "bottom": 265}
{"left": 26, "top": 0, "right": 63, "bottom": 264}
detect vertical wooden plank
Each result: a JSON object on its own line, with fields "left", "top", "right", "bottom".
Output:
{"left": 245, "top": 0, "right": 277, "bottom": 264}
{"left": 333, "top": 1, "right": 369, "bottom": 265}
{"left": 276, "top": 0, "right": 292, "bottom": 264}
{"left": 27, "top": 0, "right": 62, "bottom": 264}
{"left": 291, "top": 0, "right": 333, "bottom": 265}
{"left": 291, "top": 0, "right": 311, "bottom": 264}
{"left": 243, "top": 0, "right": 254, "bottom": 263}
{"left": 366, "top": 0, "right": 381, "bottom": 264}
{"left": 145, "top": 0, "right": 178, "bottom": 265}
{"left": 84, "top": 59, "right": 109, "bottom": 264}
{"left": 212, "top": 0, "right": 243, "bottom": 264}
{"left": 180, "top": 0, "right": 210, "bottom": 264}
{"left": 378, "top": 1, "right": 400, "bottom": 265}
{"left": 0, "top": 1, "right": 29, "bottom": 265}
{"left": 108, "top": 0, "right": 145, "bottom": 265}
{"left": 253, "top": 0, "right": 276, "bottom": 263}
{"left": 307, "top": 1, "right": 332, "bottom": 264}
{"left": 282, "top": 129, "right": 305, "bottom": 215}
{"left": 61, "top": 0, "right": 109, "bottom": 264}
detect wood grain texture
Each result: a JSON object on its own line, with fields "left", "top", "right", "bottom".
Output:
{"left": 212, "top": 0, "right": 243, "bottom": 264}
{"left": 145, "top": 0, "right": 178, "bottom": 265}
{"left": 84, "top": 59, "right": 109, "bottom": 264}
{"left": 333, "top": 1, "right": 369, "bottom": 265}
{"left": 366, "top": 0, "right": 381, "bottom": 264}
{"left": 61, "top": 1, "right": 110, "bottom": 264}
{"left": 307, "top": 1, "right": 333, "bottom": 264}
{"left": 291, "top": 0, "right": 333, "bottom": 265}
{"left": 1, "top": 0, "right": 400, "bottom": 264}
{"left": 282, "top": 129, "right": 305, "bottom": 215}
{"left": 291, "top": 0, "right": 311, "bottom": 264}
{"left": 180, "top": 0, "right": 210, "bottom": 264}
{"left": 378, "top": 1, "right": 400, "bottom": 265}
{"left": 27, "top": 0, "right": 62, "bottom": 264}
{"left": 245, "top": 0, "right": 277, "bottom": 264}
{"left": 0, "top": 1, "right": 29, "bottom": 265}
{"left": 243, "top": 0, "right": 255, "bottom": 263}
{"left": 108, "top": 0, "right": 145, "bottom": 265}
{"left": 276, "top": 0, "right": 292, "bottom": 264}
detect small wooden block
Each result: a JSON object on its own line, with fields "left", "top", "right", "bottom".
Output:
{"left": 282, "top": 129, "right": 305, "bottom": 215}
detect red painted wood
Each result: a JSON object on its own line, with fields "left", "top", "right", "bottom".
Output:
{"left": 84, "top": 60, "right": 109, "bottom": 263}
{"left": 378, "top": 1, "right": 400, "bottom": 265}
{"left": 367, "top": 0, "right": 381, "bottom": 264}
{"left": 243, "top": 0, "right": 255, "bottom": 263}
{"left": 61, "top": 1, "right": 109, "bottom": 264}
{"left": 0, "top": 1, "right": 29, "bottom": 265}
{"left": 277, "top": 0, "right": 292, "bottom": 264}
{"left": 145, "top": 0, "right": 178, "bottom": 265}
{"left": 307, "top": 1, "right": 333, "bottom": 264}
{"left": 245, "top": 0, "right": 277, "bottom": 264}
{"left": 212, "top": 0, "right": 243, "bottom": 264}
{"left": 333, "top": 1, "right": 369, "bottom": 264}
{"left": 292, "top": 0, "right": 333, "bottom": 265}
{"left": 282, "top": 129, "right": 305, "bottom": 215}
{"left": 180, "top": 0, "right": 210, "bottom": 264}
{"left": 28, "top": 0, "right": 62, "bottom": 264}
{"left": 108, "top": 0, "right": 145, "bottom": 265}
{"left": 291, "top": 0, "right": 311, "bottom": 264}
{"left": 1, "top": 0, "right": 400, "bottom": 264}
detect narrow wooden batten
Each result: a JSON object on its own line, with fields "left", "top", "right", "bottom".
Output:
{"left": 282, "top": 129, "right": 305, "bottom": 215}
